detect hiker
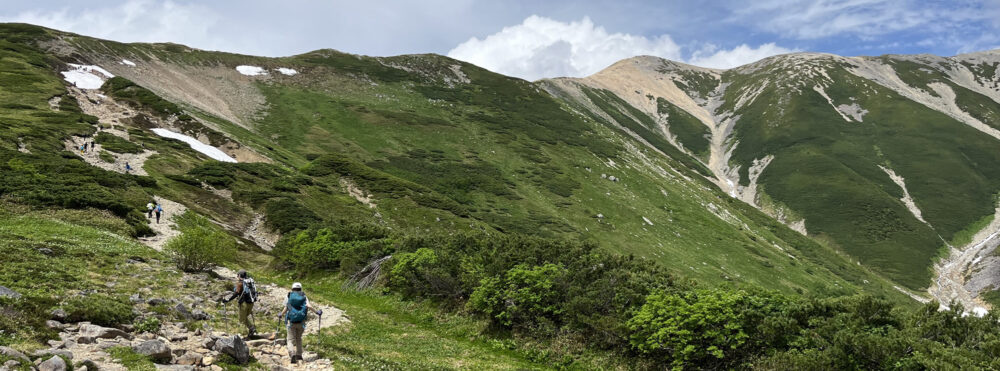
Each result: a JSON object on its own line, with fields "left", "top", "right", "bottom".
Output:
{"left": 89, "top": 142, "right": 95, "bottom": 151}
{"left": 221, "top": 270, "right": 258, "bottom": 336}
{"left": 146, "top": 202, "right": 154, "bottom": 218}
{"left": 154, "top": 203, "right": 163, "bottom": 224}
{"left": 79, "top": 144, "right": 86, "bottom": 154}
{"left": 277, "top": 282, "right": 322, "bottom": 364}
{"left": 125, "top": 162, "right": 132, "bottom": 174}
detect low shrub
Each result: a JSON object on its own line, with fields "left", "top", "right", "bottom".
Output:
{"left": 63, "top": 294, "right": 135, "bottom": 327}
{"left": 166, "top": 211, "right": 236, "bottom": 272}
{"left": 133, "top": 317, "right": 161, "bottom": 334}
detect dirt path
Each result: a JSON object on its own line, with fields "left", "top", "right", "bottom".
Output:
{"left": 927, "top": 205, "right": 1000, "bottom": 316}
{"left": 137, "top": 197, "right": 188, "bottom": 251}
{"left": 65, "top": 135, "right": 157, "bottom": 176}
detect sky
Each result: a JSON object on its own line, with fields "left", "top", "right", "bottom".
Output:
{"left": 1, "top": 0, "right": 998, "bottom": 81}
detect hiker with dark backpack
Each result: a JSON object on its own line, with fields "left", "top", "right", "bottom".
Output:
{"left": 277, "top": 282, "right": 322, "bottom": 364}
{"left": 220, "top": 269, "right": 259, "bottom": 336}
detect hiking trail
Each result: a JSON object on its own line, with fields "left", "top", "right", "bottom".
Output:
{"left": 137, "top": 197, "right": 188, "bottom": 251}
{"left": 927, "top": 204, "right": 1000, "bottom": 316}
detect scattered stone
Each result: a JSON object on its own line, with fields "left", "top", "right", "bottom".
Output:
{"left": 37, "top": 355, "right": 67, "bottom": 371}
{"left": 175, "top": 303, "right": 192, "bottom": 319}
{"left": 133, "top": 340, "right": 172, "bottom": 364}
{"left": 147, "top": 298, "right": 166, "bottom": 306}
{"left": 176, "top": 352, "right": 202, "bottom": 366}
{"left": 3, "top": 360, "right": 21, "bottom": 369}
{"left": 130, "top": 294, "right": 143, "bottom": 303}
{"left": 302, "top": 352, "right": 318, "bottom": 362}
{"left": 77, "top": 360, "right": 99, "bottom": 371}
{"left": 191, "top": 309, "right": 210, "bottom": 321}
{"left": 51, "top": 308, "right": 67, "bottom": 321}
{"left": 37, "top": 248, "right": 54, "bottom": 255}
{"left": 0, "top": 286, "right": 21, "bottom": 299}
{"left": 201, "top": 337, "right": 216, "bottom": 349}
{"left": 0, "top": 346, "right": 29, "bottom": 363}
{"left": 213, "top": 335, "right": 250, "bottom": 364}
{"left": 46, "top": 340, "right": 64, "bottom": 348}
{"left": 172, "top": 348, "right": 187, "bottom": 357}
{"left": 80, "top": 324, "right": 132, "bottom": 340}
{"left": 202, "top": 356, "right": 215, "bottom": 366}
{"left": 76, "top": 336, "right": 97, "bottom": 345}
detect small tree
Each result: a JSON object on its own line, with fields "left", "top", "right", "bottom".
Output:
{"left": 166, "top": 211, "right": 236, "bottom": 272}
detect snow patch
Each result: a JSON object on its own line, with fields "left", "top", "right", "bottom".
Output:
{"left": 120, "top": 59, "right": 136, "bottom": 67}
{"left": 836, "top": 103, "right": 868, "bottom": 122}
{"left": 236, "top": 65, "right": 267, "bottom": 76}
{"left": 150, "top": 128, "right": 237, "bottom": 162}
{"left": 276, "top": 67, "right": 298, "bottom": 76}
{"left": 642, "top": 216, "right": 654, "bottom": 226}
{"left": 61, "top": 64, "right": 114, "bottom": 90}
{"left": 879, "top": 165, "right": 928, "bottom": 224}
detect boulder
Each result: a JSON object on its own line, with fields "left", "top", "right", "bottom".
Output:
{"left": 147, "top": 298, "right": 166, "bottom": 306}
{"left": 50, "top": 308, "right": 67, "bottom": 321}
{"left": 0, "top": 346, "right": 29, "bottom": 363}
{"left": 3, "top": 359, "right": 21, "bottom": 370}
{"left": 191, "top": 309, "right": 210, "bottom": 321}
{"left": 76, "top": 360, "right": 99, "bottom": 371}
{"left": 80, "top": 324, "right": 132, "bottom": 340}
{"left": 37, "top": 356, "right": 67, "bottom": 371}
{"left": 44, "top": 320, "right": 64, "bottom": 330}
{"left": 76, "top": 336, "right": 97, "bottom": 344}
{"left": 174, "top": 303, "right": 192, "bottom": 319}
{"left": 212, "top": 335, "right": 250, "bottom": 364}
{"left": 133, "top": 340, "right": 172, "bottom": 364}
{"left": 201, "top": 356, "right": 215, "bottom": 366}
{"left": 176, "top": 352, "right": 202, "bottom": 366}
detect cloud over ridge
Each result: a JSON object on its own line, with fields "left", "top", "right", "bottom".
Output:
{"left": 448, "top": 15, "right": 794, "bottom": 80}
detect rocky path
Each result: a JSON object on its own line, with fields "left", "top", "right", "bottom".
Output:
{"left": 64, "top": 134, "right": 157, "bottom": 176}
{"left": 13, "top": 260, "right": 347, "bottom": 371}
{"left": 137, "top": 197, "right": 188, "bottom": 251}
{"left": 927, "top": 205, "right": 1000, "bottom": 316}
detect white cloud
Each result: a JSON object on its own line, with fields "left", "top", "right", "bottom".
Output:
{"left": 448, "top": 15, "right": 795, "bottom": 80}
{"left": 689, "top": 43, "right": 797, "bottom": 69}
{"left": 0, "top": 0, "right": 226, "bottom": 50}
{"left": 448, "top": 15, "right": 683, "bottom": 81}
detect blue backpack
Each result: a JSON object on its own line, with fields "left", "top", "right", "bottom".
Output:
{"left": 286, "top": 291, "right": 308, "bottom": 323}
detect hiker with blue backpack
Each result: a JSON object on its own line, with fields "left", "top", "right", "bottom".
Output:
{"left": 220, "top": 269, "right": 259, "bottom": 337}
{"left": 277, "top": 282, "right": 322, "bottom": 364}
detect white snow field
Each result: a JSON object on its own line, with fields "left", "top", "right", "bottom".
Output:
{"left": 150, "top": 128, "right": 237, "bottom": 163}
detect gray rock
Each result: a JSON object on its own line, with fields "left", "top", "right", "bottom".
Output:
{"left": 130, "top": 294, "right": 143, "bottom": 304}
{"left": 212, "top": 335, "right": 249, "bottom": 364}
{"left": 174, "top": 303, "right": 191, "bottom": 319}
{"left": 302, "top": 351, "right": 319, "bottom": 362}
{"left": 37, "top": 355, "right": 66, "bottom": 371}
{"left": 77, "top": 359, "right": 99, "bottom": 371}
{"left": 0, "top": 286, "right": 21, "bottom": 299}
{"left": 191, "top": 309, "right": 210, "bottom": 321}
{"left": 3, "top": 359, "right": 21, "bottom": 370}
{"left": 79, "top": 324, "right": 132, "bottom": 340}
{"left": 201, "top": 337, "right": 216, "bottom": 349}
{"left": 45, "top": 320, "right": 64, "bottom": 330}
{"left": 50, "top": 308, "right": 67, "bottom": 321}
{"left": 147, "top": 298, "right": 166, "bottom": 306}
{"left": 0, "top": 347, "right": 29, "bottom": 363}
{"left": 75, "top": 336, "right": 96, "bottom": 345}
{"left": 37, "top": 247, "right": 53, "bottom": 255}
{"left": 133, "top": 340, "right": 172, "bottom": 364}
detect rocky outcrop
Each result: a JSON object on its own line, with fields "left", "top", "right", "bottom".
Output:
{"left": 79, "top": 324, "right": 132, "bottom": 340}
{"left": 213, "top": 335, "right": 250, "bottom": 364}
{"left": 134, "top": 340, "right": 173, "bottom": 364}
{"left": 37, "top": 356, "right": 67, "bottom": 371}
{"left": 0, "top": 286, "right": 20, "bottom": 299}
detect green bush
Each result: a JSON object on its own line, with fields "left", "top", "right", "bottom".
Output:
{"left": 388, "top": 248, "right": 461, "bottom": 300}
{"left": 63, "top": 294, "right": 135, "bottom": 327}
{"left": 166, "top": 211, "right": 236, "bottom": 272}
{"left": 133, "top": 317, "right": 161, "bottom": 334}
{"left": 94, "top": 132, "right": 142, "bottom": 154}
{"left": 468, "top": 263, "right": 568, "bottom": 329}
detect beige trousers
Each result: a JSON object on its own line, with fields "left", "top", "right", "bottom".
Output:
{"left": 238, "top": 302, "right": 255, "bottom": 334}
{"left": 287, "top": 322, "right": 304, "bottom": 357}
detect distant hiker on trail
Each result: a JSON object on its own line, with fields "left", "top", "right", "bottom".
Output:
{"left": 154, "top": 203, "right": 163, "bottom": 224}
{"left": 146, "top": 202, "right": 154, "bottom": 218}
{"left": 221, "top": 269, "right": 258, "bottom": 337}
{"left": 277, "top": 282, "right": 322, "bottom": 364}
{"left": 79, "top": 144, "right": 86, "bottom": 153}
{"left": 89, "top": 142, "right": 95, "bottom": 151}
{"left": 125, "top": 162, "right": 132, "bottom": 174}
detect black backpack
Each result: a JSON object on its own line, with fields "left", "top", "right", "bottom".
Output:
{"left": 240, "top": 277, "right": 258, "bottom": 303}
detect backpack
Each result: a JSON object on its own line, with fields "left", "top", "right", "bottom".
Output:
{"left": 240, "top": 277, "right": 258, "bottom": 303}
{"left": 286, "top": 291, "right": 307, "bottom": 323}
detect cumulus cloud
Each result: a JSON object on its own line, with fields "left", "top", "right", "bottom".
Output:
{"left": 448, "top": 16, "right": 683, "bottom": 81}
{"left": 689, "top": 43, "right": 797, "bottom": 69}
{"left": 448, "top": 15, "right": 794, "bottom": 80}
{"left": 0, "top": 0, "right": 227, "bottom": 50}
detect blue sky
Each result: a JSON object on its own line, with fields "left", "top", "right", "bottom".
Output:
{"left": 1, "top": 0, "right": 997, "bottom": 80}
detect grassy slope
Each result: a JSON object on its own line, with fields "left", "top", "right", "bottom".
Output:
{"left": 714, "top": 58, "right": 1000, "bottom": 289}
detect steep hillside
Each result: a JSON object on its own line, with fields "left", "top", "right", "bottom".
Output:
{"left": 546, "top": 49, "right": 1000, "bottom": 306}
